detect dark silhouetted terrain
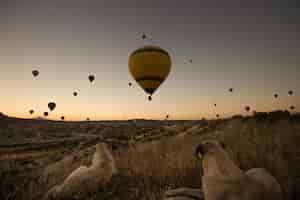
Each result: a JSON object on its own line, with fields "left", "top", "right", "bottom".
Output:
{"left": 0, "top": 111, "right": 299, "bottom": 200}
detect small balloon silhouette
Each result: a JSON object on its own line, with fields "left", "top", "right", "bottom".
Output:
{"left": 32, "top": 70, "right": 39, "bottom": 77}
{"left": 29, "top": 110, "right": 34, "bottom": 115}
{"left": 142, "top": 33, "right": 147, "bottom": 40}
{"left": 290, "top": 105, "right": 295, "bottom": 110}
{"left": 61, "top": 116, "right": 65, "bottom": 120}
{"left": 245, "top": 106, "right": 251, "bottom": 112}
{"left": 274, "top": 94, "right": 278, "bottom": 98}
{"left": 48, "top": 102, "right": 56, "bottom": 111}
{"left": 88, "top": 75, "right": 95, "bottom": 83}
{"left": 73, "top": 92, "right": 78, "bottom": 96}
{"left": 216, "top": 114, "right": 220, "bottom": 118}
{"left": 288, "top": 90, "right": 293, "bottom": 95}
{"left": 44, "top": 112, "right": 48, "bottom": 117}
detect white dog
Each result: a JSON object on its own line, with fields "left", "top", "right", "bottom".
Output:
{"left": 45, "top": 143, "right": 117, "bottom": 199}
{"left": 195, "top": 140, "right": 283, "bottom": 200}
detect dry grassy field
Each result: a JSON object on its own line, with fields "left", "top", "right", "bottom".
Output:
{"left": 0, "top": 112, "right": 299, "bottom": 200}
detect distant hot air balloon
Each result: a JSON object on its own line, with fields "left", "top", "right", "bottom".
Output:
{"left": 288, "top": 90, "right": 293, "bottom": 95}
{"left": 128, "top": 82, "right": 132, "bottom": 87}
{"left": 48, "top": 102, "right": 56, "bottom": 111}
{"left": 32, "top": 70, "right": 39, "bottom": 77}
{"left": 142, "top": 33, "right": 147, "bottom": 40}
{"left": 86, "top": 118, "right": 90, "bottom": 121}
{"left": 245, "top": 106, "right": 251, "bottom": 112}
{"left": 129, "top": 45, "right": 171, "bottom": 101}
{"left": 274, "top": 94, "right": 278, "bottom": 98}
{"left": 88, "top": 75, "right": 95, "bottom": 83}
{"left": 216, "top": 114, "right": 220, "bottom": 118}
{"left": 189, "top": 59, "right": 193, "bottom": 64}
{"left": 229, "top": 88, "right": 233, "bottom": 93}
{"left": 29, "top": 110, "right": 34, "bottom": 115}
{"left": 73, "top": 92, "right": 78, "bottom": 96}
{"left": 44, "top": 112, "right": 48, "bottom": 117}
{"left": 61, "top": 116, "right": 65, "bottom": 120}
{"left": 214, "top": 104, "right": 217, "bottom": 107}
{"left": 166, "top": 115, "right": 169, "bottom": 119}
{"left": 290, "top": 105, "right": 295, "bottom": 110}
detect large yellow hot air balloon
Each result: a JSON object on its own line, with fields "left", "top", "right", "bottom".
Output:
{"left": 129, "top": 45, "right": 171, "bottom": 100}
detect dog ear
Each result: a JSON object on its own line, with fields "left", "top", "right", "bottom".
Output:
{"left": 220, "top": 142, "right": 226, "bottom": 149}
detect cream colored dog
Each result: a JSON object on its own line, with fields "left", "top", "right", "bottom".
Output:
{"left": 45, "top": 143, "right": 117, "bottom": 199}
{"left": 195, "top": 140, "right": 282, "bottom": 200}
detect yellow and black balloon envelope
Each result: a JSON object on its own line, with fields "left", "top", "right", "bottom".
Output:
{"left": 129, "top": 45, "right": 171, "bottom": 100}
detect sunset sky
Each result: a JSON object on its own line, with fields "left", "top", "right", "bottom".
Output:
{"left": 0, "top": 0, "right": 299, "bottom": 120}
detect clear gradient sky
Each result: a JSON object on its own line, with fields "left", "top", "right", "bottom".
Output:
{"left": 0, "top": 0, "right": 299, "bottom": 120}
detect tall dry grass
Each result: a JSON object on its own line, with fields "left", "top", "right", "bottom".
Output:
{"left": 215, "top": 117, "right": 300, "bottom": 200}
{"left": 114, "top": 134, "right": 203, "bottom": 200}
{"left": 112, "top": 117, "right": 300, "bottom": 199}
{"left": 1, "top": 116, "right": 299, "bottom": 200}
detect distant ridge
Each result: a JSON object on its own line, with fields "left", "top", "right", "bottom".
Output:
{"left": 129, "top": 118, "right": 152, "bottom": 122}
{"left": 0, "top": 110, "right": 299, "bottom": 122}
{"left": 34, "top": 116, "right": 48, "bottom": 121}
{"left": 0, "top": 112, "right": 9, "bottom": 119}
{"left": 0, "top": 112, "right": 49, "bottom": 122}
